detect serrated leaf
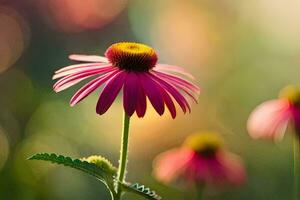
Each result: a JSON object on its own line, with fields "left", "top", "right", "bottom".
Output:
{"left": 121, "top": 182, "right": 162, "bottom": 200}
{"left": 28, "top": 153, "right": 117, "bottom": 192}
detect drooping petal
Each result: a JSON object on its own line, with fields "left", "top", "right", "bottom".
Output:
{"left": 150, "top": 73, "right": 190, "bottom": 113}
{"left": 152, "top": 71, "right": 199, "bottom": 103}
{"left": 153, "top": 148, "right": 194, "bottom": 184}
{"left": 216, "top": 152, "right": 247, "bottom": 186}
{"left": 247, "top": 99, "right": 291, "bottom": 140}
{"left": 154, "top": 64, "right": 195, "bottom": 79}
{"left": 170, "top": 82, "right": 198, "bottom": 103}
{"left": 53, "top": 63, "right": 112, "bottom": 79}
{"left": 70, "top": 70, "right": 119, "bottom": 106}
{"left": 153, "top": 70, "right": 200, "bottom": 94}
{"left": 96, "top": 71, "right": 127, "bottom": 115}
{"left": 69, "top": 54, "right": 109, "bottom": 63}
{"left": 139, "top": 73, "right": 165, "bottom": 115}
{"left": 54, "top": 67, "right": 116, "bottom": 92}
{"left": 123, "top": 72, "right": 139, "bottom": 116}
{"left": 160, "top": 88, "right": 177, "bottom": 118}
{"left": 151, "top": 78, "right": 177, "bottom": 118}
{"left": 135, "top": 79, "right": 147, "bottom": 118}
{"left": 182, "top": 151, "right": 246, "bottom": 186}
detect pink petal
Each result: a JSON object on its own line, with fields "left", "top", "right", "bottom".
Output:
{"left": 135, "top": 79, "right": 147, "bottom": 118}
{"left": 70, "top": 70, "right": 119, "bottom": 106}
{"left": 161, "top": 89, "right": 177, "bottom": 119}
{"left": 96, "top": 71, "right": 127, "bottom": 115}
{"left": 53, "top": 63, "right": 112, "bottom": 79}
{"left": 153, "top": 81, "right": 177, "bottom": 118}
{"left": 154, "top": 64, "right": 195, "bottom": 79}
{"left": 150, "top": 73, "right": 190, "bottom": 113}
{"left": 54, "top": 78, "right": 85, "bottom": 93}
{"left": 153, "top": 148, "right": 193, "bottom": 184}
{"left": 182, "top": 152, "right": 246, "bottom": 186}
{"left": 153, "top": 71, "right": 199, "bottom": 103}
{"left": 166, "top": 80, "right": 198, "bottom": 103}
{"left": 153, "top": 70, "right": 200, "bottom": 94}
{"left": 247, "top": 99, "right": 291, "bottom": 140}
{"left": 216, "top": 152, "right": 247, "bottom": 186}
{"left": 54, "top": 67, "right": 115, "bottom": 92}
{"left": 291, "top": 106, "right": 300, "bottom": 130}
{"left": 139, "top": 73, "right": 165, "bottom": 115}
{"left": 123, "top": 72, "right": 139, "bottom": 116}
{"left": 69, "top": 54, "right": 109, "bottom": 63}
{"left": 55, "top": 63, "right": 108, "bottom": 74}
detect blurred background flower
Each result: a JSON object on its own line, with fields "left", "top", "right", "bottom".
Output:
{"left": 153, "top": 132, "right": 246, "bottom": 194}
{"left": 0, "top": 0, "right": 299, "bottom": 199}
{"left": 247, "top": 85, "right": 300, "bottom": 140}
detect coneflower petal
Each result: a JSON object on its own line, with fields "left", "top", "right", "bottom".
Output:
{"left": 160, "top": 87, "right": 177, "bottom": 118}
{"left": 153, "top": 71, "right": 200, "bottom": 94}
{"left": 96, "top": 71, "right": 127, "bottom": 115}
{"left": 55, "top": 63, "right": 108, "bottom": 74}
{"left": 123, "top": 72, "right": 139, "bottom": 116}
{"left": 169, "top": 82, "right": 198, "bottom": 103}
{"left": 69, "top": 54, "right": 109, "bottom": 63}
{"left": 70, "top": 70, "right": 119, "bottom": 106}
{"left": 54, "top": 67, "right": 115, "bottom": 92}
{"left": 152, "top": 71, "right": 198, "bottom": 103}
{"left": 154, "top": 64, "right": 195, "bottom": 79}
{"left": 153, "top": 148, "right": 193, "bottom": 184}
{"left": 53, "top": 64, "right": 112, "bottom": 79}
{"left": 247, "top": 100, "right": 291, "bottom": 140}
{"left": 135, "top": 81, "right": 147, "bottom": 118}
{"left": 150, "top": 73, "right": 190, "bottom": 113}
{"left": 139, "top": 73, "right": 165, "bottom": 115}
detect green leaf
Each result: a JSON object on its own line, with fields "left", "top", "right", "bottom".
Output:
{"left": 28, "top": 153, "right": 117, "bottom": 193}
{"left": 121, "top": 182, "right": 162, "bottom": 200}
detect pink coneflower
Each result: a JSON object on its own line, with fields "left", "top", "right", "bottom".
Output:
{"left": 247, "top": 85, "right": 300, "bottom": 200}
{"left": 153, "top": 133, "right": 246, "bottom": 187}
{"left": 247, "top": 85, "right": 300, "bottom": 140}
{"left": 53, "top": 42, "right": 200, "bottom": 118}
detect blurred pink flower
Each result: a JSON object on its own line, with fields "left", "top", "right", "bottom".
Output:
{"left": 247, "top": 85, "right": 300, "bottom": 140}
{"left": 153, "top": 133, "right": 246, "bottom": 187}
{"left": 53, "top": 42, "right": 200, "bottom": 118}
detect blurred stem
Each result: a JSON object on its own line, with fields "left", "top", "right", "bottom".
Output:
{"left": 196, "top": 183, "right": 205, "bottom": 200}
{"left": 294, "top": 132, "right": 300, "bottom": 200}
{"left": 115, "top": 113, "right": 130, "bottom": 200}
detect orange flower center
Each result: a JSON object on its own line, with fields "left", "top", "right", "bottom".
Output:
{"left": 184, "top": 132, "right": 223, "bottom": 157}
{"left": 105, "top": 42, "right": 158, "bottom": 71}
{"left": 279, "top": 85, "right": 300, "bottom": 106}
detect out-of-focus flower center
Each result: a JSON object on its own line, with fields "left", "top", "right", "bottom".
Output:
{"left": 279, "top": 85, "right": 300, "bottom": 106}
{"left": 105, "top": 42, "right": 158, "bottom": 72}
{"left": 184, "top": 132, "right": 223, "bottom": 157}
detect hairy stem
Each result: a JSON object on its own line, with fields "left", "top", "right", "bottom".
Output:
{"left": 294, "top": 132, "right": 300, "bottom": 200}
{"left": 115, "top": 113, "right": 130, "bottom": 200}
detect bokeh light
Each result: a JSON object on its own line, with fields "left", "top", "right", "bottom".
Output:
{"left": 35, "top": 0, "right": 128, "bottom": 32}
{"left": 0, "top": 6, "right": 30, "bottom": 74}
{"left": 238, "top": 0, "right": 300, "bottom": 51}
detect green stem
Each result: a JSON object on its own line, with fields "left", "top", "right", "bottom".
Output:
{"left": 294, "top": 133, "right": 300, "bottom": 200}
{"left": 195, "top": 183, "right": 205, "bottom": 200}
{"left": 115, "top": 113, "right": 130, "bottom": 200}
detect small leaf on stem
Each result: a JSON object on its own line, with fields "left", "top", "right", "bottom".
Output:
{"left": 121, "top": 182, "right": 162, "bottom": 200}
